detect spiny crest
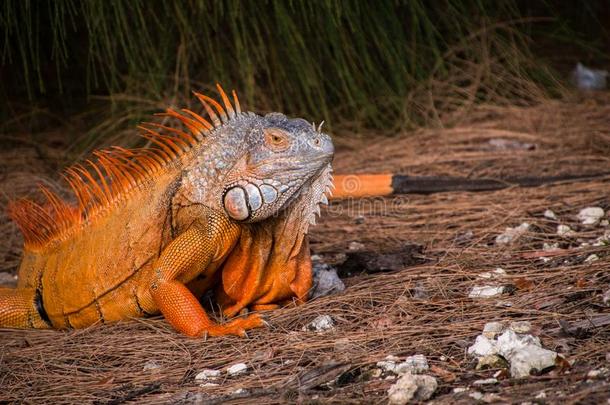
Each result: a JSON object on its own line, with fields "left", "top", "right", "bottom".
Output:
{"left": 9, "top": 84, "right": 242, "bottom": 250}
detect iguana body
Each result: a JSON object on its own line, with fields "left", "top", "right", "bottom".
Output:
{"left": 0, "top": 86, "right": 334, "bottom": 337}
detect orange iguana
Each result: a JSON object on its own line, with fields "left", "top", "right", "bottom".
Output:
{"left": 0, "top": 85, "right": 334, "bottom": 337}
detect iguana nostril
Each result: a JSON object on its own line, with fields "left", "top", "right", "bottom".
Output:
{"left": 244, "top": 183, "right": 262, "bottom": 211}
{"left": 224, "top": 187, "right": 250, "bottom": 220}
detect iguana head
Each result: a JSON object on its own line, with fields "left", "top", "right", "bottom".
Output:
{"left": 221, "top": 112, "right": 334, "bottom": 224}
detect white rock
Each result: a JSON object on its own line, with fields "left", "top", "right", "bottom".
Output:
{"left": 593, "top": 231, "right": 610, "bottom": 246}
{"left": 469, "top": 391, "right": 483, "bottom": 400}
{"left": 226, "top": 363, "right": 249, "bottom": 376}
{"left": 587, "top": 368, "right": 608, "bottom": 379}
{"left": 495, "top": 223, "right": 530, "bottom": 245}
{"left": 543, "top": 242, "right": 559, "bottom": 251}
{"left": 348, "top": 241, "right": 365, "bottom": 251}
{"left": 544, "top": 209, "right": 557, "bottom": 220}
{"left": 469, "top": 286, "right": 505, "bottom": 298}
{"left": 377, "top": 359, "right": 398, "bottom": 373}
{"left": 143, "top": 360, "right": 161, "bottom": 372}
{"left": 453, "top": 387, "right": 468, "bottom": 393}
{"left": 585, "top": 254, "right": 600, "bottom": 263}
{"left": 482, "top": 322, "right": 505, "bottom": 338}
{"left": 535, "top": 392, "right": 547, "bottom": 399}
{"left": 577, "top": 207, "right": 605, "bottom": 226}
{"left": 195, "top": 369, "right": 221, "bottom": 381}
{"left": 199, "top": 382, "right": 219, "bottom": 388}
{"left": 232, "top": 388, "right": 247, "bottom": 395}
{"left": 496, "top": 330, "right": 557, "bottom": 378}
{"left": 557, "top": 224, "right": 575, "bottom": 237}
{"left": 468, "top": 335, "right": 497, "bottom": 357}
{"left": 473, "top": 378, "right": 498, "bottom": 385}
{"left": 387, "top": 372, "right": 417, "bottom": 404}
{"left": 387, "top": 372, "right": 437, "bottom": 404}
{"left": 303, "top": 315, "right": 335, "bottom": 332}
{"left": 509, "top": 321, "right": 532, "bottom": 334}
{"left": 478, "top": 268, "right": 507, "bottom": 279}
{"left": 395, "top": 355, "right": 428, "bottom": 375}
{"left": 311, "top": 264, "right": 345, "bottom": 298}
{"left": 601, "top": 219, "right": 609, "bottom": 227}
{"left": 468, "top": 326, "right": 558, "bottom": 379}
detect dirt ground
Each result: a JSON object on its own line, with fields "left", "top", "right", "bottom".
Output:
{"left": 0, "top": 96, "right": 609, "bottom": 404}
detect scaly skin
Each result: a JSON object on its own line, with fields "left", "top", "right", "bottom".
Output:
{"left": 0, "top": 86, "right": 334, "bottom": 337}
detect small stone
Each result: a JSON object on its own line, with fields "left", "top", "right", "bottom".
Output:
{"left": 411, "top": 281, "right": 429, "bottom": 300}
{"left": 509, "top": 321, "right": 532, "bottom": 334}
{"left": 388, "top": 372, "right": 437, "bottom": 404}
{"left": 311, "top": 264, "right": 345, "bottom": 298}
{"left": 535, "top": 392, "right": 547, "bottom": 399}
{"left": 453, "top": 387, "right": 468, "bottom": 394}
{"left": 311, "top": 254, "right": 322, "bottom": 261}
{"left": 354, "top": 215, "right": 365, "bottom": 224}
{"left": 477, "top": 268, "right": 507, "bottom": 279}
{"left": 601, "top": 219, "right": 609, "bottom": 227}
{"left": 584, "top": 254, "right": 600, "bottom": 263}
{"left": 377, "top": 355, "right": 400, "bottom": 373}
{"left": 543, "top": 242, "right": 559, "bottom": 251}
{"left": 143, "top": 360, "right": 161, "bottom": 372}
{"left": 303, "top": 315, "right": 335, "bottom": 332}
{"left": 557, "top": 224, "right": 575, "bottom": 237}
{"left": 544, "top": 209, "right": 557, "bottom": 220}
{"left": 199, "top": 382, "right": 219, "bottom": 388}
{"left": 482, "top": 322, "right": 505, "bottom": 339}
{"left": 495, "top": 223, "right": 530, "bottom": 245}
{"left": 468, "top": 335, "right": 497, "bottom": 357}
{"left": 473, "top": 378, "right": 498, "bottom": 385}
{"left": 476, "top": 355, "right": 508, "bottom": 370}
{"left": 482, "top": 393, "right": 502, "bottom": 403}
{"left": 587, "top": 368, "right": 608, "bottom": 379}
{"left": 577, "top": 207, "right": 605, "bottom": 226}
{"left": 469, "top": 391, "right": 483, "bottom": 400}
{"left": 226, "top": 363, "right": 249, "bottom": 376}
{"left": 232, "top": 388, "right": 247, "bottom": 395}
{"left": 348, "top": 241, "right": 365, "bottom": 251}
{"left": 195, "top": 369, "right": 221, "bottom": 381}
{"left": 496, "top": 330, "right": 557, "bottom": 378}
{"left": 593, "top": 230, "right": 610, "bottom": 246}
{"left": 469, "top": 286, "right": 505, "bottom": 298}
{"left": 395, "top": 354, "right": 429, "bottom": 375}
{"left": 370, "top": 368, "right": 383, "bottom": 378}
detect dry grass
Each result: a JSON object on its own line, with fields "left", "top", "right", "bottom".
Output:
{"left": 1, "top": 96, "right": 609, "bottom": 404}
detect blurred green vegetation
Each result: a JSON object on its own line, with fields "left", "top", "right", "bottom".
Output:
{"left": 1, "top": 0, "right": 609, "bottom": 137}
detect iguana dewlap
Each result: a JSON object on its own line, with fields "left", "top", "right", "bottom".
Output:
{"left": 0, "top": 86, "right": 334, "bottom": 337}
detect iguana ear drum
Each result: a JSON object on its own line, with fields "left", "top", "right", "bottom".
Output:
{"left": 223, "top": 186, "right": 250, "bottom": 221}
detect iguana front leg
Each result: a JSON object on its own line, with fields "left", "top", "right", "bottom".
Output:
{"left": 149, "top": 219, "right": 262, "bottom": 337}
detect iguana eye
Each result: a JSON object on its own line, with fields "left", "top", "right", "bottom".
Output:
{"left": 264, "top": 128, "right": 290, "bottom": 151}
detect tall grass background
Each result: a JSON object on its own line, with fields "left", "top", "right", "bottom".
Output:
{"left": 1, "top": 0, "right": 609, "bottom": 152}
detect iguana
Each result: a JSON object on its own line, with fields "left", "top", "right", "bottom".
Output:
{"left": 0, "top": 85, "right": 334, "bottom": 337}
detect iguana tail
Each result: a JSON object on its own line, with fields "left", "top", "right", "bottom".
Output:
{"left": 331, "top": 172, "right": 610, "bottom": 199}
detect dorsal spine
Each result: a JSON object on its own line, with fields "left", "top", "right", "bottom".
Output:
{"left": 8, "top": 85, "right": 242, "bottom": 250}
